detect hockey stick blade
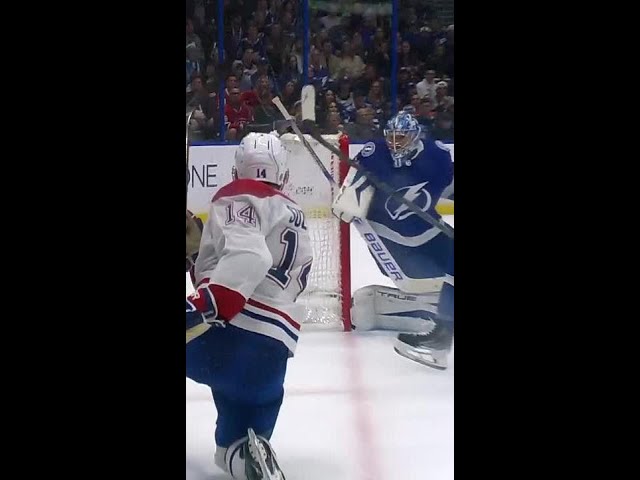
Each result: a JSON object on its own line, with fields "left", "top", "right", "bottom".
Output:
{"left": 300, "top": 85, "right": 316, "bottom": 122}
{"left": 301, "top": 119, "right": 454, "bottom": 239}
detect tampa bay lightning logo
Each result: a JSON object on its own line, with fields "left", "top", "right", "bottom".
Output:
{"left": 385, "top": 181, "right": 432, "bottom": 221}
{"left": 360, "top": 142, "right": 375, "bottom": 157}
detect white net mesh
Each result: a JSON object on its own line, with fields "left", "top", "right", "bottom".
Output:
{"left": 280, "top": 134, "right": 347, "bottom": 330}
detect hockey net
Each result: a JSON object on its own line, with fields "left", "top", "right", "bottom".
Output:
{"left": 280, "top": 133, "right": 351, "bottom": 332}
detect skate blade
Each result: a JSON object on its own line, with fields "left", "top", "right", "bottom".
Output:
{"left": 247, "top": 428, "right": 285, "bottom": 480}
{"left": 394, "top": 340, "right": 448, "bottom": 370}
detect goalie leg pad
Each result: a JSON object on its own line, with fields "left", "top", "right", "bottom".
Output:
{"left": 351, "top": 284, "right": 442, "bottom": 332}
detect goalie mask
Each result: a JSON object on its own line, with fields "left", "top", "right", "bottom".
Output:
{"left": 384, "top": 111, "right": 422, "bottom": 168}
{"left": 233, "top": 132, "right": 289, "bottom": 189}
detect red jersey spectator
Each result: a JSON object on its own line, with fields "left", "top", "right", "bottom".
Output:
{"left": 225, "top": 87, "right": 254, "bottom": 140}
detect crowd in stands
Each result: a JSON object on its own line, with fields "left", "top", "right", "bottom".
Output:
{"left": 186, "top": 0, "right": 454, "bottom": 142}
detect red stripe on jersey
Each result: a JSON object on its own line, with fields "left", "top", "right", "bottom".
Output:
{"left": 211, "top": 284, "right": 247, "bottom": 320}
{"left": 212, "top": 179, "right": 293, "bottom": 203}
{"left": 247, "top": 298, "right": 301, "bottom": 330}
{"left": 188, "top": 281, "right": 247, "bottom": 321}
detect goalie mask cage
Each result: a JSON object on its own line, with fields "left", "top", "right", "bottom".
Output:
{"left": 279, "top": 133, "right": 352, "bottom": 332}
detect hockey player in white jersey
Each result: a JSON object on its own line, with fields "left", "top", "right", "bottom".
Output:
{"left": 332, "top": 111, "right": 454, "bottom": 370}
{"left": 186, "top": 132, "right": 313, "bottom": 479}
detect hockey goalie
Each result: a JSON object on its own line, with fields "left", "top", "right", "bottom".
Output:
{"left": 332, "top": 111, "right": 454, "bottom": 370}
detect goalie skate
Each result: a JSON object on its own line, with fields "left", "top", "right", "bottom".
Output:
{"left": 394, "top": 321, "right": 453, "bottom": 370}
{"left": 244, "top": 428, "right": 286, "bottom": 480}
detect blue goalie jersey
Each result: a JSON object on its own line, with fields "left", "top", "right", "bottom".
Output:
{"left": 353, "top": 138, "right": 454, "bottom": 285}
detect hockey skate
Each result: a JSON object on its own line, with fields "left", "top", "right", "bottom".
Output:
{"left": 243, "top": 428, "right": 286, "bottom": 480}
{"left": 394, "top": 320, "right": 453, "bottom": 370}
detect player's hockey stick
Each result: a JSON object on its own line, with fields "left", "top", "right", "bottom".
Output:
{"left": 301, "top": 119, "right": 454, "bottom": 239}
{"left": 300, "top": 84, "right": 316, "bottom": 122}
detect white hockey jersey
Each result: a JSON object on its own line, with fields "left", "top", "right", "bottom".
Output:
{"left": 189, "top": 178, "right": 313, "bottom": 355}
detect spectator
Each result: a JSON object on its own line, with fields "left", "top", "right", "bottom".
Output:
{"left": 342, "top": 90, "right": 368, "bottom": 124}
{"left": 442, "top": 75, "right": 454, "bottom": 96}
{"left": 281, "top": 81, "right": 298, "bottom": 114}
{"left": 309, "top": 47, "right": 330, "bottom": 90}
{"left": 323, "top": 111, "right": 343, "bottom": 134}
{"left": 316, "top": 89, "right": 336, "bottom": 125}
{"left": 238, "top": 23, "right": 265, "bottom": 59}
{"left": 203, "top": 62, "right": 220, "bottom": 96}
{"left": 397, "top": 67, "right": 413, "bottom": 100}
{"left": 355, "top": 63, "right": 379, "bottom": 97}
{"left": 253, "top": 10, "right": 268, "bottom": 33}
{"left": 398, "top": 40, "right": 418, "bottom": 68}
{"left": 433, "top": 81, "right": 454, "bottom": 112}
{"left": 225, "top": 87, "right": 254, "bottom": 140}
{"left": 292, "top": 100, "right": 303, "bottom": 122}
{"left": 370, "top": 40, "right": 391, "bottom": 74}
{"left": 344, "top": 107, "right": 382, "bottom": 141}
{"left": 359, "top": 15, "right": 378, "bottom": 51}
{"left": 327, "top": 102, "right": 340, "bottom": 116}
{"left": 322, "top": 39, "right": 341, "bottom": 78}
{"left": 416, "top": 68, "right": 437, "bottom": 101}
{"left": 230, "top": 60, "right": 245, "bottom": 88}
{"left": 416, "top": 96, "right": 437, "bottom": 132}
{"left": 224, "top": 74, "right": 240, "bottom": 102}
{"left": 333, "top": 41, "right": 365, "bottom": 80}
{"left": 366, "top": 80, "right": 389, "bottom": 126}
{"left": 319, "top": 10, "right": 341, "bottom": 30}
{"left": 187, "top": 74, "right": 218, "bottom": 140}
{"left": 226, "top": 14, "right": 244, "bottom": 60}
{"left": 280, "top": 10, "right": 297, "bottom": 42}
{"left": 403, "top": 93, "right": 422, "bottom": 116}
{"left": 425, "top": 43, "right": 447, "bottom": 75}
{"left": 373, "top": 26, "right": 386, "bottom": 45}
{"left": 239, "top": 48, "right": 258, "bottom": 91}
{"left": 253, "top": 0, "right": 274, "bottom": 27}
{"left": 446, "top": 101, "right": 454, "bottom": 118}
{"left": 430, "top": 111, "right": 454, "bottom": 142}
{"left": 352, "top": 31, "right": 365, "bottom": 58}
{"left": 290, "top": 39, "right": 304, "bottom": 75}
{"left": 251, "top": 57, "right": 276, "bottom": 91}
{"left": 186, "top": 45, "right": 203, "bottom": 87}
{"left": 335, "top": 77, "right": 355, "bottom": 114}
{"left": 279, "top": 55, "right": 302, "bottom": 89}
{"left": 250, "top": 74, "right": 281, "bottom": 125}
{"left": 186, "top": 18, "right": 205, "bottom": 62}
{"left": 328, "top": 15, "right": 352, "bottom": 47}
{"left": 323, "top": 89, "right": 337, "bottom": 108}
{"left": 265, "top": 23, "right": 285, "bottom": 75}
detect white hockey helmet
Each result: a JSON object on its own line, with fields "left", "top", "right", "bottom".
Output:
{"left": 234, "top": 132, "right": 289, "bottom": 188}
